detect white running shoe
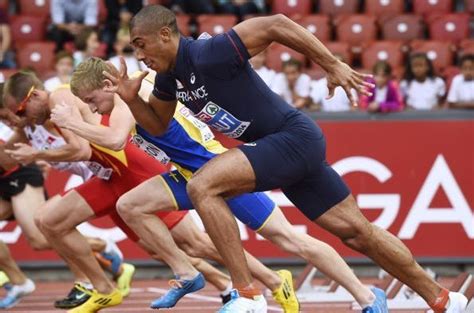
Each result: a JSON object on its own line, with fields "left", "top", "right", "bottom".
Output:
{"left": 217, "top": 289, "right": 267, "bottom": 313}
{"left": 445, "top": 292, "right": 468, "bottom": 313}
{"left": 0, "top": 278, "right": 35, "bottom": 309}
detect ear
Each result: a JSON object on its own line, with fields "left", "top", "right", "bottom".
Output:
{"left": 102, "top": 79, "right": 114, "bottom": 91}
{"left": 159, "top": 27, "right": 172, "bottom": 42}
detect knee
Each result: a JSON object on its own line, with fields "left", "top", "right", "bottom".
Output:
{"left": 339, "top": 223, "right": 374, "bottom": 253}
{"left": 116, "top": 195, "right": 136, "bottom": 219}
{"left": 275, "top": 233, "right": 309, "bottom": 256}
{"left": 186, "top": 176, "right": 212, "bottom": 204}
{"left": 27, "top": 237, "right": 50, "bottom": 251}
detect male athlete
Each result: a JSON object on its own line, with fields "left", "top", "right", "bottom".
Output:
{"left": 53, "top": 57, "right": 386, "bottom": 313}
{"left": 0, "top": 85, "right": 129, "bottom": 310}
{"left": 106, "top": 5, "right": 468, "bottom": 313}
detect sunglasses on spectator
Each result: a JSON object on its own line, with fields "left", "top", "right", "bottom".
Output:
{"left": 16, "top": 86, "right": 35, "bottom": 116}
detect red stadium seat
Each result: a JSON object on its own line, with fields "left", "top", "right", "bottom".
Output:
{"left": 18, "top": 0, "right": 50, "bottom": 18}
{"left": 361, "top": 41, "right": 404, "bottom": 69}
{"left": 197, "top": 15, "right": 237, "bottom": 35}
{"left": 17, "top": 42, "right": 56, "bottom": 73}
{"left": 0, "top": 69, "right": 18, "bottom": 81}
{"left": 266, "top": 44, "right": 306, "bottom": 72}
{"left": 0, "top": 0, "right": 7, "bottom": 11}
{"left": 10, "top": 15, "right": 47, "bottom": 47}
{"left": 292, "top": 15, "right": 331, "bottom": 42}
{"left": 365, "top": 0, "right": 404, "bottom": 17}
{"left": 459, "top": 39, "right": 474, "bottom": 56}
{"left": 319, "top": 0, "right": 359, "bottom": 15}
{"left": 381, "top": 14, "right": 424, "bottom": 41}
{"left": 413, "top": 0, "right": 453, "bottom": 16}
{"left": 410, "top": 40, "right": 454, "bottom": 70}
{"left": 271, "top": 0, "right": 313, "bottom": 16}
{"left": 176, "top": 14, "right": 191, "bottom": 36}
{"left": 441, "top": 65, "right": 460, "bottom": 90}
{"left": 324, "top": 41, "right": 353, "bottom": 64}
{"left": 466, "top": 0, "right": 474, "bottom": 13}
{"left": 428, "top": 13, "right": 470, "bottom": 43}
{"left": 335, "top": 15, "right": 376, "bottom": 51}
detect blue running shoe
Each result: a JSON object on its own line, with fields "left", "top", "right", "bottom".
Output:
{"left": 99, "top": 250, "right": 123, "bottom": 277}
{"left": 0, "top": 278, "right": 35, "bottom": 309}
{"left": 150, "top": 273, "right": 205, "bottom": 309}
{"left": 218, "top": 290, "right": 267, "bottom": 313}
{"left": 362, "top": 287, "right": 388, "bottom": 313}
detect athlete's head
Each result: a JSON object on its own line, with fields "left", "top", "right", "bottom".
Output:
{"left": 129, "top": 5, "right": 180, "bottom": 73}
{"left": 3, "top": 71, "right": 50, "bottom": 125}
{"left": 70, "top": 57, "right": 117, "bottom": 115}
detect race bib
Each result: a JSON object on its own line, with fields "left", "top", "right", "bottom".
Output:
{"left": 178, "top": 106, "right": 214, "bottom": 143}
{"left": 195, "top": 102, "right": 250, "bottom": 139}
{"left": 130, "top": 134, "right": 171, "bottom": 165}
{"left": 85, "top": 161, "right": 113, "bottom": 180}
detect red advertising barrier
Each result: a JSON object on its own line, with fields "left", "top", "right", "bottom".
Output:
{"left": 4, "top": 120, "right": 474, "bottom": 261}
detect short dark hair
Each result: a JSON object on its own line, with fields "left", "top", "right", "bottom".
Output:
{"left": 3, "top": 71, "right": 44, "bottom": 105}
{"left": 55, "top": 50, "right": 73, "bottom": 64}
{"left": 373, "top": 61, "right": 392, "bottom": 76}
{"left": 282, "top": 58, "right": 303, "bottom": 71}
{"left": 403, "top": 52, "right": 436, "bottom": 82}
{"left": 460, "top": 54, "right": 474, "bottom": 66}
{"left": 130, "top": 5, "right": 179, "bottom": 35}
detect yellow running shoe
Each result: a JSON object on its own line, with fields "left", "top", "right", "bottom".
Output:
{"left": 116, "top": 263, "right": 135, "bottom": 297}
{"left": 272, "top": 269, "right": 300, "bottom": 313}
{"left": 67, "top": 285, "right": 122, "bottom": 313}
{"left": 0, "top": 271, "right": 9, "bottom": 287}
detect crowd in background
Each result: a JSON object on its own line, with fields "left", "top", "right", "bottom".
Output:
{"left": 0, "top": 0, "right": 472, "bottom": 111}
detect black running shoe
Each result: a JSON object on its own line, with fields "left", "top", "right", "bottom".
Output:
{"left": 221, "top": 293, "right": 232, "bottom": 304}
{"left": 54, "top": 284, "right": 91, "bottom": 309}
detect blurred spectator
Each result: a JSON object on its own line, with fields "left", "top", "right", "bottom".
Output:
{"left": 360, "top": 61, "right": 404, "bottom": 113}
{"left": 73, "top": 27, "right": 100, "bottom": 67}
{"left": 44, "top": 51, "right": 74, "bottom": 92}
{"left": 0, "top": 9, "right": 15, "bottom": 69}
{"left": 272, "top": 58, "right": 311, "bottom": 109}
{"left": 447, "top": 54, "right": 474, "bottom": 109}
{"left": 109, "top": 27, "right": 146, "bottom": 75}
{"left": 217, "top": 0, "right": 265, "bottom": 19}
{"left": 400, "top": 53, "right": 446, "bottom": 110}
{"left": 103, "top": 0, "right": 143, "bottom": 56}
{"left": 250, "top": 49, "right": 276, "bottom": 89}
{"left": 310, "top": 54, "right": 357, "bottom": 112}
{"left": 169, "top": 0, "right": 215, "bottom": 14}
{"left": 48, "top": 0, "right": 99, "bottom": 51}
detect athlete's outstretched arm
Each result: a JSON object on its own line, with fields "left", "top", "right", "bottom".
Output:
{"left": 232, "top": 14, "right": 372, "bottom": 104}
{"left": 103, "top": 58, "right": 176, "bottom": 136}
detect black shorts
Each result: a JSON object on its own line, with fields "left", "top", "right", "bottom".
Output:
{"left": 0, "top": 165, "right": 44, "bottom": 202}
{"left": 239, "top": 112, "right": 350, "bottom": 220}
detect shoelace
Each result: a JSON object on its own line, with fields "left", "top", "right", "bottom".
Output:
{"left": 168, "top": 279, "right": 184, "bottom": 289}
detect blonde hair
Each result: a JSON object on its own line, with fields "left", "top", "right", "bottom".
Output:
{"left": 70, "top": 57, "right": 117, "bottom": 97}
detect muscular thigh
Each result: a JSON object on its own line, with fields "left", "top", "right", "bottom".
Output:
{"left": 118, "top": 174, "right": 177, "bottom": 212}
{"left": 191, "top": 148, "right": 256, "bottom": 198}
{"left": 11, "top": 185, "right": 46, "bottom": 239}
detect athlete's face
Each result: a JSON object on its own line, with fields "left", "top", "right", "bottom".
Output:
{"left": 130, "top": 26, "right": 177, "bottom": 73}
{"left": 5, "top": 89, "right": 50, "bottom": 125}
{"left": 79, "top": 87, "right": 114, "bottom": 115}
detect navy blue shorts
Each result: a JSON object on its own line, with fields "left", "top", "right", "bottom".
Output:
{"left": 239, "top": 112, "right": 350, "bottom": 220}
{"left": 161, "top": 170, "right": 276, "bottom": 230}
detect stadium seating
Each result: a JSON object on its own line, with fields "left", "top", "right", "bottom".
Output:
{"left": 428, "top": 13, "right": 470, "bottom": 43}
{"left": 292, "top": 15, "right": 331, "bottom": 42}
{"left": 410, "top": 40, "right": 454, "bottom": 70}
{"left": 466, "top": 0, "right": 474, "bottom": 12}
{"left": 335, "top": 15, "right": 377, "bottom": 51}
{"left": 413, "top": 0, "right": 453, "bottom": 16}
{"left": 361, "top": 41, "right": 404, "bottom": 69}
{"left": 17, "top": 41, "right": 56, "bottom": 73}
{"left": 176, "top": 14, "right": 191, "bottom": 36}
{"left": 18, "top": 0, "right": 50, "bottom": 19}
{"left": 266, "top": 43, "right": 306, "bottom": 71}
{"left": 381, "top": 14, "right": 424, "bottom": 41}
{"left": 271, "top": 0, "right": 313, "bottom": 16}
{"left": 319, "top": 0, "right": 359, "bottom": 15}
{"left": 365, "top": 0, "right": 404, "bottom": 17}
{"left": 197, "top": 15, "right": 237, "bottom": 35}
{"left": 459, "top": 39, "right": 474, "bottom": 56}
{"left": 10, "top": 15, "right": 46, "bottom": 47}
{"left": 324, "top": 41, "right": 353, "bottom": 64}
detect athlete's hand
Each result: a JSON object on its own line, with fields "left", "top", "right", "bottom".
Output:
{"left": 51, "top": 101, "right": 80, "bottom": 129}
{"left": 102, "top": 57, "right": 149, "bottom": 104}
{"left": 325, "top": 60, "right": 373, "bottom": 107}
{"left": 5, "top": 143, "right": 38, "bottom": 165}
{"left": 0, "top": 108, "right": 21, "bottom": 127}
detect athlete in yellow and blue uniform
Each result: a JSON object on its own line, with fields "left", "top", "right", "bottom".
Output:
{"left": 132, "top": 101, "right": 275, "bottom": 231}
